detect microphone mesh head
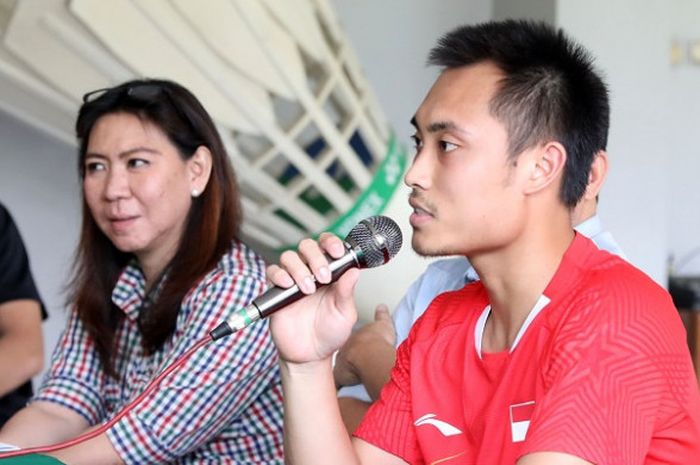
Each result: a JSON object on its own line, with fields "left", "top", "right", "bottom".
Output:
{"left": 345, "top": 216, "right": 403, "bottom": 268}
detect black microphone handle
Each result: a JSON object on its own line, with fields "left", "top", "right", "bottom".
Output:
{"left": 254, "top": 247, "right": 361, "bottom": 318}
{"left": 210, "top": 244, "right": 361, "bottom": 340}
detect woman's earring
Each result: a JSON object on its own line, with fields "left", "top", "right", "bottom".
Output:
{"left": 191, "top": 189, "right": 200, "bottom": 198}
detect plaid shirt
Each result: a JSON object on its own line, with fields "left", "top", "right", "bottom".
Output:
{"left": 34, "top": 241, "right": 284, "bottom": 464}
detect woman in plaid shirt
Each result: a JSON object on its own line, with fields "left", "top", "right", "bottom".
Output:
{"left": 0, "top": 79, "right": 284, "bottom": 464}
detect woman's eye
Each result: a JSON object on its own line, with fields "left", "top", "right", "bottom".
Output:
{"left": 128, "top": 158, "right": 148, "bottom": 168}
{"left": 85, "top": 162, "right": 105, "bottom": 173}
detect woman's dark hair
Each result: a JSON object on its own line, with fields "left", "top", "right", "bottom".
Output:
{"left": 70, "top": 79, "right": 241, "bottom": 375}
{"left": 428, "top": 20, "right": 610, "bottom": 207}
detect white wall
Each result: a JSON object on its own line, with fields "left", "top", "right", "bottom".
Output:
{"left": 555, "top": 0, "right": 673, "bottom": 285}
{"left": 495, "top": 0, "right": 700, "bottom": 284}
{"left": 493, "top": 0, "right": 556, "bottom": 23}
{"left": 1, "top": 0, "right": 698, "bottom": 380}
{"left": 0, "top": 1, "right": 490, "bottom": 379}
{"left": 0, "top": 108, "right": 80, "bottom": 382}
{"left": 330, "top": 0, "right": 493, "bottom": 318}
{"left": 333, "top": 0, "right": 689, "bottom": 310}
{"left": 330, "top": 0, "right": 492, "bottom": 152}
{"left": 667, "top": 0, "right": 700, "bottom": 277}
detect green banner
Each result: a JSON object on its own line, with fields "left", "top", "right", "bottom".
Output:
{"left": 326, "top": 135, "right": 407, "bottom": 238}
{"left": 277, "top": 134, "right": 408, "bottom": 251}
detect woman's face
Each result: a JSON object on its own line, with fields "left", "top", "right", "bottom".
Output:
{"left": 83, "top": 112, "right": 196, "bottom": 277}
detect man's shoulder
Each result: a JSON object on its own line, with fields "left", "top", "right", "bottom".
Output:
{"left": 569, "top": 234, "right": 650, "bottom": 298}
{"left": 410, "top": 283, "right": 486, "bottom": 341}
{"left": 553, "top": 253, "right": 679, "bottom": 346}
{"left": 583, "top": 248, "right": 666, "bottom": 301}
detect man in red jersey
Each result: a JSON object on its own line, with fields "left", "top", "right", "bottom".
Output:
{"left": 267, "top": 20, "right": 700, "bottom": 465}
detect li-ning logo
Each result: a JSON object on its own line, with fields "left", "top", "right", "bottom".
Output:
{"left": 414, "top": 413, "right": 462, "bottom": 437}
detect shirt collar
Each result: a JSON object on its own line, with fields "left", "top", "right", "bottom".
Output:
{"left": 542, "top": 232, "right": 598, "bottom": 303}
{"left": 573, "top": 213, "right": 602, "bottom": 239}
{"left": 112, "top": 262, "right": 147, "bottom": 321}
{"left": 464, "top": 266, "right": 479, "bottom": 284}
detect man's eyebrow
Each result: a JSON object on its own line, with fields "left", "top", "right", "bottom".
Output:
{"left": 425, "top": 121, "right": 460, "bottom": 133}
{"left": 410, "top": 115, "right": 470, "bottom": 136}
{"left": 414, "top": 118, "right": 469, "bottom": 135}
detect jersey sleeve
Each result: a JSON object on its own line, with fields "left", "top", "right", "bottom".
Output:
{"left": 354, "top": 321, "right": 423, "bottom": 464}
{"left": 521, "top": 272, "right": 699, "bottom": 464}
{"left": 337, "top": 267, "right": 426, "bottom": 403}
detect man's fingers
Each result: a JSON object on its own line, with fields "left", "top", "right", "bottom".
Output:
{"left": 374, "top": 304, "right": 391, "bottom": 321}
{"left": 373, "top": 303, "right": 396, "bottom": 345}
{"left": 279, "top": 248, "right": 317, "bottom": 294}
{"left": 298, "top": 238, "right": 332, "bottom": 284}
{"left": 333, "top": 269, "right": 360, "bottom": 322}
{"left": 318, "top": 232, "right": 347, "bottom": 259}
{"left": 266, "top": 264, "right": 294, "bottom": 288}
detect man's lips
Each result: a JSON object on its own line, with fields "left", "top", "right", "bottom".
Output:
{"left": 408, "top": 198, "right": 434, "bottom": 227}
{"left": 408, "top": 199, "right": 433, "bottom": 217}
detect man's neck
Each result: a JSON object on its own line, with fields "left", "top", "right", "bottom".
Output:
{"left": 470, "top": 216, "right": 574, "bottom": 352}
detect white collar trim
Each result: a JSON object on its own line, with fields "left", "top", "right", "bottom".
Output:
{"left": 474, "top": 294, "right": 551, "bottom": 359}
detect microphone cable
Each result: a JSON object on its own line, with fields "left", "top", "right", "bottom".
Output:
{"left": 0, "top": 335, "right": 212, "bottom": 459}
{"left": 0, "top": 215, "right": 403, "bottom": 459}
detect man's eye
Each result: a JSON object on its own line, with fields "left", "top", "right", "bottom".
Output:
{"left": 439, "top": 141, "right": 458, "bottom": 152}
{"left": 410, "top": 135, "right": 422, "bottom": 150}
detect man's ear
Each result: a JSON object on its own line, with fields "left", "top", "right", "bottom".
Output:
{"left": 188, "top": 145, "right": 213, "bottom": 195}
{"left": 583, "top": 150, "right": 608, "bottom": 200}
{"left": 523, "top": 142, "right": 567, "bottom": 195}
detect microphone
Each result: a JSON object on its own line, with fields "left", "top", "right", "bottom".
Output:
{"left": 210, "top": 215, "right": 403, "bottom": 340}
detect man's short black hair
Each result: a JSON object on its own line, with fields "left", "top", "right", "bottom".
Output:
{"left": 429, "top": 20, "right": 610, "bottom": 207}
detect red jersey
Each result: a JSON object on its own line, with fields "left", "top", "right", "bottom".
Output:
{"left": 355, "top": 234, "right": 700, "bottom": 464}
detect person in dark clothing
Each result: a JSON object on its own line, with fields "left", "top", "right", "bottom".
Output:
{"left": 0, "top": 203, "right": 46, "bottom": 426}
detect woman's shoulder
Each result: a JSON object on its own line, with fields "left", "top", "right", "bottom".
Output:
{"left": 182, "top": 241, "right": 268, "bottom": 307}
{"left": 215, "top": 240, "right": 268, "bottom": 281}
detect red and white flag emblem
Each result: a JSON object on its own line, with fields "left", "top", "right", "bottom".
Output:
{"left": 509, "top": 401, "right": 535, "bottom": 442}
